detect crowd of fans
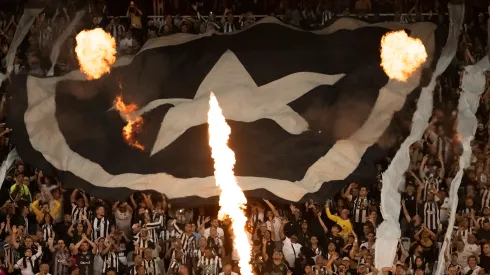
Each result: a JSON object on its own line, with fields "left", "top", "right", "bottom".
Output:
{"left": 1, "top": 0, "right": 490, "bottom": 274}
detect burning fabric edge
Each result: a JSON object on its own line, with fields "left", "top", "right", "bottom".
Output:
{"left": 374, "top": 4, "right": 464, "bottom": 271}
{"left": 114, "top": 96, "right": 145, "bottom": 150}
{"left": 208, "top": 92, "right": 252, "bottom": 275}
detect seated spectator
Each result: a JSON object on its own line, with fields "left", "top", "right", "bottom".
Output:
{"left": 119, "top": 31, "right": 140, "bottom": 55}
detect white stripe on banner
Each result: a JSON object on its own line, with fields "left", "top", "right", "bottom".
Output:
{"left": 435, "top": 56, "right": 490, "bottom": 274}
{"left": 0, "top": 148, "right": 19, "bottom": 191}
{"left": 47, "top": 10, "right": 86, "bottom": 77}
{"left": 374, "top": 4, "right": 464, "bottom": 272}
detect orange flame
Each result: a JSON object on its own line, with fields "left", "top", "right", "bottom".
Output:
{"left": 114, "top": 96, "right": 144, "bottom": 150}
{"left": 75, "top": 28, "right": 116, "bottom": 80}
{"left": 208, "top": 92, "right": 252, "bottom": 275}
{"left": 380, "top": 30, "right": 427, "bottom": 82}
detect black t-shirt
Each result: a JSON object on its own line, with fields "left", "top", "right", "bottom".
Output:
{"left": 402, "top": 193, "right": 417, "bottom": 217}
{"left": 263, "top": 259, "right": 288, "bottom": 275}
{"left": 325, "top": 233, "right": 344, "bottom": 252}
{"left": 263, "top": 241, "right": 275, "bottom": 259}
{"left": 55, "top": 221, "right": 71, "bottom": 242}
{"left": 284, "top": 220, "right": 301, "bottom": 238}
{"left": 477, "top": 229, "right": 490, "bottom": 243}
{"left": 480, "top": 255, "right": 490, "bottom": 272}
{"left": 77, "top": 251, "right": 95, "bottom": 275}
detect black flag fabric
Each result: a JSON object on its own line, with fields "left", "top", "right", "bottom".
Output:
{"left": 8, "top": 18, "right": 443, "bottom": 205}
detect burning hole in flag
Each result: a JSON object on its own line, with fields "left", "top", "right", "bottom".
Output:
{"left": 114, "top": 96, "right": 145, "bottom": 150}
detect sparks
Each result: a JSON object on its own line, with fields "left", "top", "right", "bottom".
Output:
{"left": 380, "top": 30, "right": 427, "bottom": 82}
{"left": 208, "top": 92, "right": 252, "bottom": 275}
{"left": 114, "top": 96, "right": 144, "bottom": 150}
{"left": 75, "top": 28, "right": 116, "bottom": 80}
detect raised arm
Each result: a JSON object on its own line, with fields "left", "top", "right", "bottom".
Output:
{"left": 414, "top": 226, "right": 424, "bottom": 241}
{"left": 263, "top": 199, "right": 280, "bottom": 217}
{"left": 68, "top": 224, "right": 74, "bottom": 237}
{"left": 51, "top": 200, "right": 61, "bottom": 218}
{"left": 317, "top": 211, "right": 328, "bottom": 233}
{"left": 401, "top": 199, "right": 412, "bottom": 223}
{"left": 437, "top": 147, "right": 445, "bottom": 178}
{"left": 343, "top": 183, "right": 355, "bottom": 201}
{"left": 419, "top": 155, "right": 428, "bottom": 179}
{"left": 32, "top": 243, "right": 42, "bottom": 260}
{"left": 261, "top": 238, "right": 269, "bottom": 261}
{"left": 112, "top": 201, "right": 120, "bottom": 213}
{"left": 325, "top": 205, "right": 340, "bottom": 223}
{"left": 416, "top": 184, "right": 423, "bottom": 204}
{"left": 73, "top": 238, "right": 85, "bottom": 254}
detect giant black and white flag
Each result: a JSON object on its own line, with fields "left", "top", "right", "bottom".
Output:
{"left": 7, "top": 18, "right": 444, "bottom": 204}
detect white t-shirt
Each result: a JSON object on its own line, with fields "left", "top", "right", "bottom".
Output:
{"left": 463, "top": 243, "right": 481, "bottom": 256}
{"left": 204, "top": 227, "right": 225, "bottom": 239}
{"left": 119, "top": 38, "right": 133, "bottom": 50}
{"left": 219, "top": 272, "right": 238, "bottom": 275}
{"left": 114, "top": 209, "right": 132, "bottom": 236}
{"left": 462, "top": 266, "right": 481, "bottom": 275}
{"left": 266, "top": 217, "right": 281, "bottom": 241}
{"left": 282, "top": 237, "right": 302, "bottom": 268}
{"left": 456, "top": 250, "right": 472, "bottom": 268}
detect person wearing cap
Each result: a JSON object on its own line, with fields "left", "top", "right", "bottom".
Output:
{"left": 341, "top": 257, "right": 356, "bottom": 274}
{"left": 360, "top": 231, "right": 376, "bottom": 256}
{"left": 325, "top": 204, "right": 353, "bottom": 239}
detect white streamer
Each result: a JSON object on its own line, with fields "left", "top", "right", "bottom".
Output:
{"left": 435, "top": 56, "right": 490, "bottom": 273}
{"left": 374, "top": 4, "right": 464, "bottom": 272}
{"left": 5, "top": 9, "right": 44, "bottom": 76}
{"left": 47, "top": 10, "right": 86, "bottom": 77}
{"left": 0, "top": 73, "right": 6, "bottom": 87}
{"left": 0, "top": 148, "right": 19, "bottom": 191}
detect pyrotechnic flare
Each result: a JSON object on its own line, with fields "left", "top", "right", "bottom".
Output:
{"left": 75, "top": 28, "right": 116, "bottom": 79}
{"left": 380, "top": 30, "right": 427, "bottom": 81}
{"left": 208, "top": 92, "right": 252, "bottom": 275}
{"left": 114, "top": 96, "right": 144, "bottom": 150}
